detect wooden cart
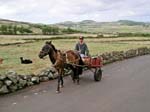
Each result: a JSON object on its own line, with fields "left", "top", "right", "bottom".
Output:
{"left": 81, "top": 56, "right": 103, "bottom": 81}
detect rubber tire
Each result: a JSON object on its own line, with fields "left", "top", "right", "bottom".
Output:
{"left": 94, "top": 68, "right": 102, "bottom": 81}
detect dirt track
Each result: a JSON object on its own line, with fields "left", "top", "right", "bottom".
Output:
{"left": 1, "top": 55, "right": 150, "bottom": 112}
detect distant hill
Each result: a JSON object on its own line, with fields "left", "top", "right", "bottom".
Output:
{"left": 117, "top": 20, "right": 148, "bottom": 26}
{"left": 0, "top": 19, "right": 45, "bottom": 34}
{"left": 0, "top": 18, "right": 32, "bottom": 25}
{"left": 56, "top": 19, "right": 149, "bottom": 27}
{"left": 0, "top": 19, "right": 84, "bottom": 35}
{"left": 0, "top": 18, "right": 150, "bottom": 34}
{"left": 55, "top": 20, "right": 150, "bottom": 33}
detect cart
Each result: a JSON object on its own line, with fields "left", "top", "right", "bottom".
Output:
{"left": 82, "top": 56, "right": 103, "bottom": 81}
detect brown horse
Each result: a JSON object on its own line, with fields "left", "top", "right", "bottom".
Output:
{"left": 65, "top": 50, "right": 83, "bottom": 83}
{"left": 38, "top": 41, "right": 83, "bottom": 93}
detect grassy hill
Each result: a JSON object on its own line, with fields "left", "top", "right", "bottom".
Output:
{"left": 0, "top": 19, "right": 85, "bottom": 35}
{"left": 0, "top": 19, "right": 43, "bottom": 34}
{"left": 55, "top": 20, "right": 150, "bottom": 33}
{"left": 0, "top": 19, "right": 150, "bottom": 34}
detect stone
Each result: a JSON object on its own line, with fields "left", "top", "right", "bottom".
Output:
{"left": 49, "top": 67, "right": 57, "bottom": 73}
{"left": 6, "top": 70, "right": 19, "bottom": 84}
{"left": 31, "top": 77, "right": 40, "bottom": 84}
{"left": 111, "top": 51, "right": 124, "bottom": 61}
{"left": 53, "top": 72, "right": 58, "bottom": 79}
{"left": 124, "top": 49, "right": 137, "bottom": 58}
{"left": 0, "top": 81, "right": 3, "bottom": 88}
{"left": 38, "top": 71, "right": 48, "bottom": 77}
{"left": 4, "top": 80, "right": 12, "bottom": 86}
{"left": 101, "top": 52, "right": 112, "bottom": 60}
{"left": 138, "top": 47, "right": 149, "bottom": 56}
{"left": 0, "top": 85, "right": 9, "bottom": 94}
{"left": 0, "top": 74, "right": 6, "bottom": 80}
{"left": 22, "top": 75, "right": 28, "bottom": 80}
{"left": 23, "top": 75, "right": 32, "bottom": 80}
{"left": 38, "top": 67, "right": 58, "bottom": 80}
{"left": 18, "top": 79, "right": 27, "bottom": 88}
{"left": 39, "top": 76, "right": 49, "bottom": 82}
{"left": 27, "top": 81, "right": 34, "bottom": 86}
{"left": 103, "top": 60, "right": 112, "bottom": 65}
{"left": 9, "top": 84, "right": 18, "bottom": 92}
{"left": 47, "top": 72, "right": 55, "bottom": 79}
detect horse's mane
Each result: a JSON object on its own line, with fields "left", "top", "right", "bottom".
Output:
{"left": 46, "top": 41, "right": 57, "bottom": 52}
{"left": 51, "top": 44, "right": 57, "bottom": 52}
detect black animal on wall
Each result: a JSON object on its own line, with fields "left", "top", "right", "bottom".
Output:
{"left": 20, "top": 57, "right": 32, "bottom": 64}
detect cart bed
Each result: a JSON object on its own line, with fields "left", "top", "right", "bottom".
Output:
{"left": 82, "top": 56, "right": 103, "bottom": 68}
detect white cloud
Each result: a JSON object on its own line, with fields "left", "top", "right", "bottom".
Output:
{"left": 0, "top": 5, "right": 16, "bottom": 16}
{"left": 0, "top": 0, "right": 150, "bottom": 23}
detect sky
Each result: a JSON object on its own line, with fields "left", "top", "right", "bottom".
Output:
{"left": 0, "top": 0, "right": 150, "bottom": 24}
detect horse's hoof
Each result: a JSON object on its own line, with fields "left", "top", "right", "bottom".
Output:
{"left": 56, "top": 90, "right": 61, "bottom": 94}
{"left": 60, "top": 85, "right": 64, "bottom": 88}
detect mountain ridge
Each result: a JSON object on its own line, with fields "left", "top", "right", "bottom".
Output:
{"left": 0, "top": 18, "right": 150, "bottom": 33}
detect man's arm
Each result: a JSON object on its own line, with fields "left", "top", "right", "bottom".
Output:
{"left": 85, "top": 43, "right": 89, "bottom": 55}
{"left": 75, "top": 43, "right": 79, "bottom": 51}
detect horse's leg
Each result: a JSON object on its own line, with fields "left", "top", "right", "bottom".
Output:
{"left": 77, "top": 65, "right": 83, "bottom": 84}
{"left": 73, "top": 67, "right": 76, "bottom": 83}
{"left": 60, "top": 69, "right": 64, "bottom": 88}
{"left": 56, "top": 70, "right": 61, "bottom": 93}
{"left": 56, "top": 76, "right": 61, "bottom": 93}
{"left": 74, "top": 66, "right": 79, "bottom": 85}
{"left": 70, "top": 66, "right": 76, "bottom": 83}
{"left": 60, "top": 75, "right": 64, "bottom": 88}
{"left": 76, "top": 67, "right": 80, "bottom": 85}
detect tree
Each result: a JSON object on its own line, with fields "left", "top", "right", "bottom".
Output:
{"left": 8, "top": 25, "right": 13, "bottom": 34}
{"left": 13, "top": 25, "right": 17, "bottom": 35}
{"left": 17, "top": 26, "right": 32, "bottom": 34}
{"left": 0, "top": 25, "right": 8, "bottom": 34}
{"left": 42, "top": 26, "right": 60, "bottom": 35}
{"left": 52, "top": 27, "right": 59, "bottom": 35}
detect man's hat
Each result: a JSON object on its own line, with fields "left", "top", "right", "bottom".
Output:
{"left": 79, "top": 36, "right": 84, "bottom": 39}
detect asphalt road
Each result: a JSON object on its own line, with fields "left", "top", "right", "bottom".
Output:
{"left": 1, "top": 55, "right": 150, "bottom": 112}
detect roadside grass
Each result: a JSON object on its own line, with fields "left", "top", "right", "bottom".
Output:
{"left": 0, "top": 41, "right": 50, "bottom": 74}
{"left": 1, "top": 36, "right": 150, "bottom": 74}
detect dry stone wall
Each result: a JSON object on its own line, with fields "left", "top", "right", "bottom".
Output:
{"left": 0, "top": 47, "right": 150, "bottom": 95}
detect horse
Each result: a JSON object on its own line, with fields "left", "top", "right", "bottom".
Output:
{"left": 65, "top": 50, "right": 83, "bottom": 83}
{"left": 38, "top": 41, "right": 84, "bottom": 93}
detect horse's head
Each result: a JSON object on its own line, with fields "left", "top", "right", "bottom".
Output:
{"left": 39, "top": 41, "right": 54, "bottom": 59}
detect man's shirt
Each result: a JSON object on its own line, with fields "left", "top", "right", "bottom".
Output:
{"left": 75, "top": 42, "right": 89, "bottom": 55}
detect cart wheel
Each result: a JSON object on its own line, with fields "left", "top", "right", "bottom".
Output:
{"left": 94, "top": 68, "right": 102, "bottom": 81}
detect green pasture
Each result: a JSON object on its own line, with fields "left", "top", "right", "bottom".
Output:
{"left": 1, "top": 35, "right": 150, "bottom": 74}
{"left": 74, "top": 25, "right": 150, "bottom": 33}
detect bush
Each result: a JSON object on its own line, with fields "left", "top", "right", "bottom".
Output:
{"left": 0, "top": 25, "right": 32, "bottom": 35}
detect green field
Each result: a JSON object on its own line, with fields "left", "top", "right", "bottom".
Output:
{"left": 1, "top": 35, "right": 150, "bottom": 74}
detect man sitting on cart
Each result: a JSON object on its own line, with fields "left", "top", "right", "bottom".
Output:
{"left": 75, "top": 36, "right": 89, "bottom": 58}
